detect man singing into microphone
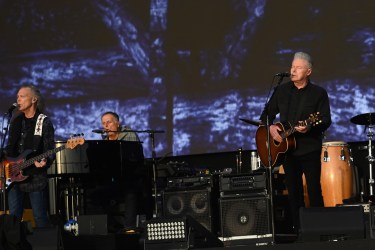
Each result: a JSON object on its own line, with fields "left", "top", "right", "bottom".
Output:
{"left": 101, "top": 111, "right": 139, "bottom": 141}
{"left": 259, "top": 52, "right": 331, "bottom": 235}
{"left": 5, "top": 84, "right": 55, "bottom": 228}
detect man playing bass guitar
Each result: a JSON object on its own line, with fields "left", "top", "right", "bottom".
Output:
{"left": 4, "top": 84, "right": 55, "bottom": 228}
{"left": 258, "top": 52, "right": 331, "bottom": 234}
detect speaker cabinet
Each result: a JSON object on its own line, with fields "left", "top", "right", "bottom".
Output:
{"left": 0, "top": 214, "right": 32, "bottom": 250}
{"left": 77, "top": 215, "right": 108, "bottom": 235}
{"left": 163, "top": 188, "right": 212, "bottom": 232}
{"left": 300, "top": 206, "right": 366, "bottom": 242}
{"left": 219, "top": 196, "right": 271, "bottom": 238}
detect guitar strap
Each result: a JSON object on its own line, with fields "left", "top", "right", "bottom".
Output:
{"left": 33, "top": 114, "right": 47, "bottom": 151}
{"left": 19, "top": 114, "right": 46, "bottom": 154}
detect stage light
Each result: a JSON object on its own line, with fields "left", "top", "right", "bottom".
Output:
{"left": 144, "top": 216, "right": 223, "bottom": 250}
{"left": 145, "top": 218, "right": 189, "bottom": 250}
{"left": 146, "top": 218, "right": 187, "bottom": 242}
{"left": 147, "top": 221, "right": 186, "bottom": 241}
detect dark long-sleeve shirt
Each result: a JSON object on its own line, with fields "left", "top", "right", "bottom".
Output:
{"left": 260, "top": 81, "right": 331, "bottom": 155}
{"left": 5, "top": 112, "right": 55, "bottom": 191}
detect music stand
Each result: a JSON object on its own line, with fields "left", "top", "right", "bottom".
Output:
{"left": 90, "top": 128, "right": 165, "bottom": 217}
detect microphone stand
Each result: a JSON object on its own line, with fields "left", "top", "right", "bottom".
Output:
{"left": 0, "top": 111, "right": 13, "bottom": 213}
{"left": 144, "top": 130, "right": 165, "bottom": 218}
{"left": 262, "top": 75, "right": 285, "bottom": 245}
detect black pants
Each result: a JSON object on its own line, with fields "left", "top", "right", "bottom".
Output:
{"left": 283, "top": 150, "right": 324, "bottom": 230}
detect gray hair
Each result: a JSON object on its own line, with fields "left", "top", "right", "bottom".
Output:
{"left": 294, "top": 52, "right": 313, "bottom": 69}
{"left": 19, "top": 84, "right": 45, "bottom": 112}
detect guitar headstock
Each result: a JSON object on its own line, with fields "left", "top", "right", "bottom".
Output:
{"left": 66, "top": 137, "right": 85, "bottom": 149}
{"left": 308, "top": 112, "right": 322, "bottom": 126}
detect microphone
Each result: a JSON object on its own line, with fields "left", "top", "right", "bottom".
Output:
{"left": 92, "top": 129, "right": 105, "bottom": 134}
{"left": 275, "top": 72, "right": 290, "bottom": 77}
{"left": 92, "top": 129, "right": 120, "bottom": 134}
{"left": 5, "top": 103, "right": 18, "bottom": 115}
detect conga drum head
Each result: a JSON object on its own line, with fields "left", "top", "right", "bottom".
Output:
{"left": 322, "top": 141, "right": 347, "bottom": 147}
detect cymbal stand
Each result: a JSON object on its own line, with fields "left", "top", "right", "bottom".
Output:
{"left": 366, "top": 125, "right": 374, "bottom": 197}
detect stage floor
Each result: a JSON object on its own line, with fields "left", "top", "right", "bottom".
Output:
{"left": 27, "top": 228, "right": 375, "bottom": 250}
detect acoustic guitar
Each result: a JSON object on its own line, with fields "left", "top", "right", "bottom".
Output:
{"left": 255, "top": 112, "right": 322, "bottom": 167}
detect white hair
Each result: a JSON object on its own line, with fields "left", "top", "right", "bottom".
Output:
{"left": 294, "top": 52, "right": 313, "bottom": 69}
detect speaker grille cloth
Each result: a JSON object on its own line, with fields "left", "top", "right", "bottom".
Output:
{"left": 220, "top": 197, "right": 270, "bottom": 237}
{"left": 163, "top": 189, "right": 211, "bottom": 231}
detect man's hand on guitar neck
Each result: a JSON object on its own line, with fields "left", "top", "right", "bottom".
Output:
{"left": 294, "top": 123, "right": 310, "bottom": 134}
{"left": 270, "top": 125, "right": 283, "bottom": 143}
{"left": 270, "top": 121, "right": 310, "bottom": 143}
{"left": 34, "top": 158, "right": 47, "bottom": 168}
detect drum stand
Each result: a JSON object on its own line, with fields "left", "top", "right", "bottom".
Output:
{"left": 366, "top": 125, "right": 374, "bottom": 197}
{"left": 350, "top": 112, "right": 375, "bottom": 200}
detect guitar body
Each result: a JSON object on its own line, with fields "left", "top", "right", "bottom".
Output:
{"left": 3, "top": 149, "right": 34, "bottom": 188}
{"left": 256, "top": 122, "right": 296, "bottom": 168}
{"left": 1, "top": 137, "right": 85, "bottom": 190}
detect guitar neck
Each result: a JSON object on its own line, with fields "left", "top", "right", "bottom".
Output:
{"left": 280, "top": 118, "right": 311, "bottom": 139}
{"left": 281, "top": 126, "right": 296, "bottom": 139}
{"left": 19, "top": 145, "right": 66, "bottom": 170}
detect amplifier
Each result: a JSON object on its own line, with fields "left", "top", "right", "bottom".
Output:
{"left": 166, "top": 176, "right": 211, "bottom": 190}
{"left": 219, "top": 195, "right": 272, "bottom": 246}
{"left": 220, "top": 172, "right": 267, "bottom": 193}
{"left": 337, "top": 203, "right": 375, "bottom": 239}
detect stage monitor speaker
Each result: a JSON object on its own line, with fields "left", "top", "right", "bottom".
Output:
{"left": 299, "top": 206, "right": 366, "bottom": 242}
{"left": 77, "top": 214, "right": 108, "bottom": 235}
{"left": 163, "top": 188, "right": 212, "bottom": 232}
{"left": 0, "top": 214, "right": 32, "bottom": 250}
{"left": 219, "top": 196, "right": 271, "bottom": 239}
{"left": 145, "top": 215, "right": 223, "bottom": 250}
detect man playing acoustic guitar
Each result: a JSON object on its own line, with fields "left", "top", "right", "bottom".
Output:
{"left": 258, "top": 52, "right": 332, "bottom": 234}
{"left": 4, "top": 84, "right": 55, "bottom": 228}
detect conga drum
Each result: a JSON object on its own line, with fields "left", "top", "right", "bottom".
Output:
{"left": 320, "top": 141, "right": 353, "bottom": 207}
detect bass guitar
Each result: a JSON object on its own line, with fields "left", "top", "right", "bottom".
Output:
{"left": 1, "top": 137, "right": 85, "bottom": 189}
{"left": 255, "top": 112, "right": 322, "bottom": 168}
